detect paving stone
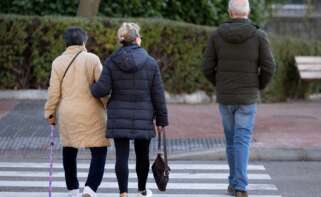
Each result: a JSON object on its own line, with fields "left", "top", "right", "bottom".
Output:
{"left": 0, "top": 100, "right": 226, "bottom": 156}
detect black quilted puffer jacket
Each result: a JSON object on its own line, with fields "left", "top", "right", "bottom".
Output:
{"left": 91, "top": 44, "right": 168, "bottom": 139}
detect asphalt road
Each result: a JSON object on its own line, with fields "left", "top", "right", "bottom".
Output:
{"left": 0, "top": 159, "right": 320, "bottom": 196}
{"left": 0, "top": 160, "right": 278, "bottom": 197}
{"left": 263, "top": 161, "right": 321, "bottom": 197}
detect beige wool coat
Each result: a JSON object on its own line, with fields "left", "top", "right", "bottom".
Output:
{"left": 44, "top": 45, "right": 110, "bottom": 148}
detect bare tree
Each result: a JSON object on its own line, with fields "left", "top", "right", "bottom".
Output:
{"left": 305, "top": 0, "right": 320, "bottom": 16}
{"left": 77, "top": 0, "right": 101, "bottom": 17}
{"left": 313, "top": 0, "right": 321, "bottom": 11}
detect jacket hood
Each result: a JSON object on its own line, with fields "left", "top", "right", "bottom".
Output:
{"left": 111, "top": 44, "right": 148, "bottom": 73}
{"left": 218, "top": 19, "right": 258, "bottom": 44}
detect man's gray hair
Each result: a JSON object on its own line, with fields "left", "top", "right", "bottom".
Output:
{"left": 228, "top": 0, "right": 250, "bottom": 15}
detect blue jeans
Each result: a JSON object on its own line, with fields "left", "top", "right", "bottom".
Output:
{"left": 219, "top": 104, "right": 257, "bottom": 191}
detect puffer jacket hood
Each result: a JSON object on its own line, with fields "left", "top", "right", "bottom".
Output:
{"left": 218, "top": 19, "right": 258, "bottom": 44}
{"left": 111, "top": 44, "right": 148, "bottom": 73}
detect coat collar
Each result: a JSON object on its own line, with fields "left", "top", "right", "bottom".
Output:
{"left": 226, "top": 18, "right": 251, "bottom": 24}
{"left": 122, "top": 43, "right": 140, "bottom": 49}
{"left": 63, "top": 45, "right": 87, "bottom": 55}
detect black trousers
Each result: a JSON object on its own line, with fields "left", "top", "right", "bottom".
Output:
{"left": 63, "top": 146, "right": 107, "bottom": 192}
{"left": 114, "top": 138, "right": 151, "bottom": 193}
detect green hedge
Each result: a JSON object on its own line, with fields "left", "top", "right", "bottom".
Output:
{"left": 1, "top": 15, "right": 321, "bottom": 101}
{"left": 0, "top": 0, "right": 267, "bottom": 26}
{"left": 0, "top": 14, "right": 213, "bottom": 93}
{"left": 263, "top": 36, "right": 321, "bottom": 101}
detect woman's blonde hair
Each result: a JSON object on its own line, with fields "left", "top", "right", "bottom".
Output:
{"left": 117, "top": 22, "right": 141, "bottom": 44}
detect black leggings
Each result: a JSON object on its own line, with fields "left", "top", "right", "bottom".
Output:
{"left": 114, "top": 138, "right": 151, "bottom": 193}
{"left": 63, "top": 146, "right": 107, "bottom": 192}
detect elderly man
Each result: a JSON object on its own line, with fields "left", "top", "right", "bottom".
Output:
{"left": 202, "top": 0, "right": 275, "bottom": 197}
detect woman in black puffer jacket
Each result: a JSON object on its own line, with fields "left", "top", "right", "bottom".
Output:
{"left": 91, "top": 22, "right": 168, "bottom": 197}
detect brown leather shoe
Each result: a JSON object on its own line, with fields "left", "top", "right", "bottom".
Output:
{"left": 235, "top": 190, "right": 248, "bottom": 197}
{"left": 227, "top": 185, "right": 235, "bottom": 195}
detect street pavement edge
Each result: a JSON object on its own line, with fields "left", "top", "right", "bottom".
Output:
{"left": 0, "top": 90, "right": 215, "bottom": 104}
{"left": 1, "top": 147, "right": 321, "bottom": 161}
{"left": 169, "top": 147, "right": 321, "bottom": 161}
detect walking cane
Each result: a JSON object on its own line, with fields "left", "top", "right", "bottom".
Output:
{"left": 49, "top": 125, "right": 55, "bottom": 197}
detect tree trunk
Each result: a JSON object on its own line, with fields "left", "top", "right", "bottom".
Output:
{"left": 77, "top": 0, "right": 101, "bottom": 17}
{"left": 314, "top": 0, "right": 321, "bottom": 11}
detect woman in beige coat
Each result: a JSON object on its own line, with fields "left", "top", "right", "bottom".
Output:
{"left": 44, "top": 27, "right": 110, "bottom": 197}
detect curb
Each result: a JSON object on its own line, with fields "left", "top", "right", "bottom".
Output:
{"left": 1, "top": 90, "right": 320, "bottom": 102}
{"left": 0, "top": 90, "right": 215, "bottom": 104}
{"left": 0, "top": 90, "right": 47, "bottom": 100}
{"left": 169, "top": 147, "right": 321, "bottom": 161}
{"left": 1, "top": 147, "right": 321, "bottom": 161}
{"left": 1, "top": 90, "right": 320, "bottom": 103}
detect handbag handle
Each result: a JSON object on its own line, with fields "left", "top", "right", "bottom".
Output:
{"left": 157, "top": 128, "right": 169, "bottom": 169}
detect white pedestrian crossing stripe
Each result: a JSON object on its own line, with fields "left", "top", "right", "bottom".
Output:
{"left": 0, "top": 161, "right": 281, "bottom": 197}
{"left": 0, "top": 193, "right": 282, "bottom": 197}
{"left": 0, "top": 181, "right": 278, "bottom": 190}
{"left": 0, "top": 162, "right": 266, "bottom": 170}
{"left": 0, "top": 171, "right": 272, "bottom": 180}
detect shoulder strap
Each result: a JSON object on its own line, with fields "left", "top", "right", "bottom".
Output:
{"left": 61, "top": 50, "right": 83, "bottom": 84}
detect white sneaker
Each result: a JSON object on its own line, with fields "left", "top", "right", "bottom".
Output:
{"left": 82, "top": 186, "right": 97, "bottom": 197}
{"left": 68, "top": 189, "right": 80, "bottom": 197}
{"left": 137, "top": 189, "right": 153, "bottom": 197}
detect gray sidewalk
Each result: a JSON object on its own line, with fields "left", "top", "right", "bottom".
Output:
{"left": 0, "top": 100, "right": 227, "bottom": 160}
{"left": 0, "top": 99, "right": 321, "bottom": 161}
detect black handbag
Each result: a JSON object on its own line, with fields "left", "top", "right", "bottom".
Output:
{"left": 152, "top": 129, "right": 170, "bottom": 191}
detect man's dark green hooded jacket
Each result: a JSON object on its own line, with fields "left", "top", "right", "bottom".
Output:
{"left": 203, "top": 18, "right": 276, "bottom": 105}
